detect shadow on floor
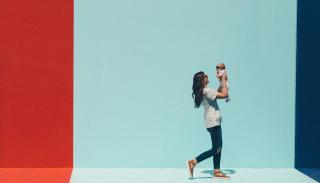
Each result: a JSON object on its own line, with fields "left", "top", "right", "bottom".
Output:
{"left": 201, "top": 169, "right": 237, "bottom": 176}
{"left": 188, "top": 176, "right": 213, "bottom": 180}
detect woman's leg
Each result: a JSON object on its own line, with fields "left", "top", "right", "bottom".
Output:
{"left": 212, "top": 125, "right": 222, "bottom": 170}
{"left": 211, "top": 126, "right": 229, "bottom": 178}
{"left": 188, "top": 125, "right": 228, "bottom": 178}
{"left": 194, "top": 148, "right": 213, "bottom": 164}
{"left": 187, "top": 128, "right": 216, "bottom": 177}
{"left": 194, "top": 125, "right": 221, "bottom": 164}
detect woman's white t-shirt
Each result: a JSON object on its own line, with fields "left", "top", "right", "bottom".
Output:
{"left": 202, "top": 87, "right": 222, "bottom": 128}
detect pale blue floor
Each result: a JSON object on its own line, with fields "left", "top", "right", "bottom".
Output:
{"left": 70, "top": 168, "right": 318, "bottom": 183}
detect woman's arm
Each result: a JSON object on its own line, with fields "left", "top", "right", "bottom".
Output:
{"left": 217, "top": 84, "right": 222, "bottom": 92}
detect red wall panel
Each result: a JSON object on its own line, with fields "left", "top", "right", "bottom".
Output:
{"left": 0, "top": 0, "right": 73, "bottom": 167}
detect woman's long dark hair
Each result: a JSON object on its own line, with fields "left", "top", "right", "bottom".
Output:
{"left": 192, "top": 71, "right": 206, "bottom": 108}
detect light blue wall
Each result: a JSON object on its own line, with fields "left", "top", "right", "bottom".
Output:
{"left": 74, "top": 0, "right": 297, "bottom": 168}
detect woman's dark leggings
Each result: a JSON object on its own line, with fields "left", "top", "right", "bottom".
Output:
{"left": 195, "top": 125, "right": 223, "bottom": 169}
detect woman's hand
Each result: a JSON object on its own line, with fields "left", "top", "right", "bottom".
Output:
{"left": 222, "top": 71, "right": 227, "bottom": 81}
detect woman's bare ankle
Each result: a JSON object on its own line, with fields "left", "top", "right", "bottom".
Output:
{"left": 188, "top": 159, "right": 197, "bottom": 168}
{"left": 192, "top": 159, "right": 197, "bottom": 165}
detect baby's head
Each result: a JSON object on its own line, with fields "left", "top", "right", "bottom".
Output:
{"left": 216, "top": 63, "right": 226, "bottom": 71}
{"left": 216, "top": 63, "right": 227, "bottom": 79}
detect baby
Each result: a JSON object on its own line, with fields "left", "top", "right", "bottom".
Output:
{"left": 216, "top": 63, "right": 230, "bottom": 102}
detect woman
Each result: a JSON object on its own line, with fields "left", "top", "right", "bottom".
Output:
{"left": 187, "top": 70, "right": 230, "bottom": 179}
